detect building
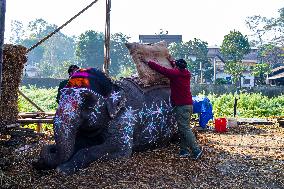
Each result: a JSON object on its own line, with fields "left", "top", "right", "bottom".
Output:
{"left": 208, "top": 47, "right": 258, "bottom": 87}
{"left": 24, "top": 65, "right": 39, "bottom": 78}
{"left": 139, "top": 35, "right": 182, "bottom": 45}
{"left": 267, "top": 66, "right": 284, "bottom": 85}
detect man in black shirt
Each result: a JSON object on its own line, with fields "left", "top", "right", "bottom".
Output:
{"left": 56, "top": 65, "right": 79, "bottom": 103}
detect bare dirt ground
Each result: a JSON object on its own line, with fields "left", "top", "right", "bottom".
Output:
{"left": 0, "top": 123, "right": 283, "bottom": 189}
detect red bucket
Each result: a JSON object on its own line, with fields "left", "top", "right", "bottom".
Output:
{"left": 214, "top": 118, "right": 227, "bottom": 132}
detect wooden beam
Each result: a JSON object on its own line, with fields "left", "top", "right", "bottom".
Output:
{"left": 18, "top": 112, "right": 55, "bottom": 118}
{"left": 0, "top": 0, "right": 6, "bottom": 96}
{"left": 17, "top": 118, "right": 53, "bottom": 124}
{"left": 103, "top": 0, "right": 111, "bottom": 75}
{"left": 18, "top": 90, "right": 45, "bottom": 112}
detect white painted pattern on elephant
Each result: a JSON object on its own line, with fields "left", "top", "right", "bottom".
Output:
{"left": 109, "top": 91, "right": 121, "bottom": 103}
{"left": 120, "top": 107, "right": 137, "bottom": 148}
{"left": 88, "top": 95, "right": 105, "bottom": 125}
{"left": 120, "top": 99, "right": 176, "bottom": 145}
{"left": 139, "top": 99, "right": 175, "bottom": 142}
{"left": 54, "top": 88, "right": 95, "bottom": 138}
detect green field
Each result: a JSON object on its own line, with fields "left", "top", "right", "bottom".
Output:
{"left": 19, "top": 86, "right": 284, "bottom": 118}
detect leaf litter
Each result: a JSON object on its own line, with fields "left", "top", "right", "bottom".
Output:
{"left": 0, "top": 123, "right": 283, "bottom": 189}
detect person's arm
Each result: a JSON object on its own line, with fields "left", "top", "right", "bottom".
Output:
{"left": 147, "top": 60, "right": 181, "bottom": 78}
{"left": 56, "top": 80, "right": 68, "bottom": 103}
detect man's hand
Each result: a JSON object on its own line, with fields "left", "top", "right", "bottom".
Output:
{"left": 167, "top": 54, "right": 175, "bottom": 62}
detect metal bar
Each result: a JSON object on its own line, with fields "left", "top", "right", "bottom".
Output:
{"left": 18, "top": 90, "right": 45, "bottom": 112}
{"left": 0, "top": 0, "right": 6, "bottom": 96}
{"left": 103, "top": 0, "right": 111, "bottom": 74}
{"left": 27, "top": 0, "right": 99, "bottom": 53}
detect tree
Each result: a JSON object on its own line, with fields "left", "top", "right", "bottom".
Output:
{"left": 169, "top": 38, "right": 211, "bottom": 83}
{"left": 21, "top": 38, "right": 44, "bottom": 66}
{"left": 76, "top": 30, "right": 104, "bottom": 69}
{"left": 9, "top": 20, "right": 25, "bottom": 44}
{"left": 9, "top": 18, "right": 77, "bottom": 78}
{"left": 220, "top": 30, "right": 250, "bottom": 87}
{"left": 186, "top": 38, "right": 212, "bottom": 83}
{"left": 245, "top": 15, "right": 269, "bottom": 47}
{"left": 109, "top": 32, "right": 134, "bottom": 76}
{"left": 252, "top": 63, "right": 271, "bottom": 85}
{"left": 245, "top": 7, "right": 284, "bottom": 85}
{"left": 259, "top": 44, "right": 284, "bottom": 68}
{"left": 246, "top": 6, "right": 284, "bottom": 46}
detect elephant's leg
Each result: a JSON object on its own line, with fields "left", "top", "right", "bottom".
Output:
{"left": 56, "top": 142, "right": 132, "bottom": 175}
{"left": 56, "top": 110, "right": 136, "bottom": 175}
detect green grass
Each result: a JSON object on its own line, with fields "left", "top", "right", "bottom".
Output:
{"left": 18, "top": 86, "right": 284, "bottom": 119}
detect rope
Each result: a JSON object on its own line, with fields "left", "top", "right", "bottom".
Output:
{"left": 27, "top": 0, "right": 99, "bottom": 53}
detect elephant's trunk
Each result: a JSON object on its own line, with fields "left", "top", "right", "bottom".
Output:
{"left": 52, "top": 89, "right": 83, "bottom": 165}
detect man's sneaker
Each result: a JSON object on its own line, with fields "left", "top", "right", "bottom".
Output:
{"left": 179, "top": 149, "right": 190, "bottom": 158}
{"left": 192, "top": 149, "right": 203, "bottom": 160}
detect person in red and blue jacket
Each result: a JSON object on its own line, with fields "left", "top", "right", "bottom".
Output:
{"left": 141, "top": 56, "right": 203, "bottom": 159}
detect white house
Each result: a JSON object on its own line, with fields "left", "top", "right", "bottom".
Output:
{"left": 208, "top": 47, "right": 258, "bottom": 87}
{"left": 24, "top": 65, "right": 39, "bottom": 78}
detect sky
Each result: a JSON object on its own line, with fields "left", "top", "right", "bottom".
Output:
{"left": 4, "top": 0, "right": 284, "bottom": 46}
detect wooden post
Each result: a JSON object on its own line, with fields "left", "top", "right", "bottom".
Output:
{"left": 103, "top": 0, "right": 111, "bottom": 75}
{"left": 36, "top": 123, "right": 43, "bottom": 133}
{"left": 213, "top": 57, "right": 216, "bottom": 84}
{"left": 199, "top": 61, "right": 203, "bottom": 84}
{"left": 18, "top": 90, "right": 45, "bottom": 112}
{"left": 0, "top": 0, "right": 6, "bottom": 96}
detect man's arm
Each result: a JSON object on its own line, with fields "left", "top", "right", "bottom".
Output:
{"left": 56, "top": 80, "right": 68, "bottom": 103}
{"left": 147, "top": 60, "right": 180, "bottom": 78}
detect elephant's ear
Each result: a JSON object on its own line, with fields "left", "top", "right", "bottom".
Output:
{"left": 106, "top": 88, "right": 126, "bottom": 118}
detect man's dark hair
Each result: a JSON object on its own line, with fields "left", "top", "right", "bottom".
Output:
{"left": 68, "top": 65, "right": 80, "bottom": 75}
{"left": 175, "top": 59, "right": 187, "bottom": 69}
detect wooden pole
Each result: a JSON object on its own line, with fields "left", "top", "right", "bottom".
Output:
{"left": 18, "top": 90, "right": 45, "bottom": 112}
{"left": 213, "top": 57, "right": 216, "bottom": 84}
{"left": 103, "top": 0, "right": 111, "bottom": 75}
{"left": 0, "top": 0, "right": 6, "bottom": 96}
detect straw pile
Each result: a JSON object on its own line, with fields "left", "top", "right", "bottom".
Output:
{"left": 1, "top": 123, "right": 284, "bottom": 188}
{"left": 0, "top": 44, "right": 27, "bottom": 128}
{"left": 125, "top": 41, "right": 173, "bottom": 86}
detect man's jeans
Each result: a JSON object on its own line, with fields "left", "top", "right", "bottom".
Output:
{"left": 173, "top": 105, "right": 200, "bottom": 154}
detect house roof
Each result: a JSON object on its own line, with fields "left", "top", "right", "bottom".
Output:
{"left": 243, "top": 51, "right": 258, "bottom": 61}
{"left": 267, "top": 72, "right": 284, "bottom": 80}
{"left": 207, "top": 47, "right": 258, "bottom": 62}
{"left": 271, "top": 66, "right": 284, "bottom": 73}
{"left": 139, "top": 35, "right": 182, "bottom": 45}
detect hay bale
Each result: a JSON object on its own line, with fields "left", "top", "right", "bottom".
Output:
{"left": 125, "top": 41, "right": 173, "bottom": 86}
{"left": 0, "top": 44, "right": 27, "bottom": 128}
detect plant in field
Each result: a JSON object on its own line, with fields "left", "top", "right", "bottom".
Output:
{"left": 18, "top": 86, "right": 57, "bottom": 112}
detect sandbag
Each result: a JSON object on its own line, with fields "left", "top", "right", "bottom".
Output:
{"left": 125, "top": 41, "right": 173, "bottom": 86}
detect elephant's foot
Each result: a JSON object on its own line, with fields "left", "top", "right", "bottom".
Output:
{"left": 56, "top": 163, "right": 77, "bottom": 175}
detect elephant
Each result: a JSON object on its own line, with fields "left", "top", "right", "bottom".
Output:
{"left": 34, "top": 68, "right": 179, "bottom": 174}
{"left": 34, "top": 68, "right": 213, "bottom": 175}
